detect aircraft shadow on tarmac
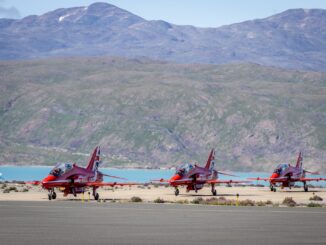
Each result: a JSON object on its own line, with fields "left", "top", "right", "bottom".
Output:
{"left": 58, "top": 197, "right": 126, "bottom": 202}
{"left": 275, "top": 190, "right": 324, "bottom": 193}
{"left": 247, "top": 187, "right": 326, "bottom": 194}
{"left": 175, "top": 193, "right": 258, "bottom": 197}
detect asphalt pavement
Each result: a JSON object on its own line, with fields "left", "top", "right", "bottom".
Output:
{"left": 0, "top": 201, "right": 325, "bottom": 245}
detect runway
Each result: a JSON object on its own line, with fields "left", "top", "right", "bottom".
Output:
{"left": 0, "top": 201, "right": 325, "bottom": 245}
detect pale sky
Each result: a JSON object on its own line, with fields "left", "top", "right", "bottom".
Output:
{"left": 1, "top": 0, "right": 326, "bottom": 27}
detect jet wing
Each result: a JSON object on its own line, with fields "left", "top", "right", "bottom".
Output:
{"left": 25, "top": 180, "right": 72, "bottom": 187}
{"left": 40, "top": 179, "right": 77, "bottom": 188}
{"left": 25, "top": 181, "right": 41, "bottom": 185}
{"left": 207, "top": 179, "right": 251, "bottom": 184}
{"left": 247, "top": 177, "right": 270, "bottom": 181}
{"left": 151, "top": 179, "right": 170, "bottom": 183}
{"left": 86, "top": 182, "right": 141, "bottom": 187}
{"left": 151, "top": 178, "right": 198, "bottom": 185}
{"left": 247, "top": 177, "right": 290, "bottom": 182}
{"left": 29, "top": 179, "right": 141, "bottom": 188}
{"left": 268, "top": 177, "right": 326, "bottom": 183}
{"left": 298, "top": 177, "right": 326, "bottom": 182}
{"left": 153, "top": 178, "right": 250, "bottom": 185}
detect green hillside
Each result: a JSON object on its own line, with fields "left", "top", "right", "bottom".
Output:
{"left": 0, "top": 57, "right": 325, "bottom": 172}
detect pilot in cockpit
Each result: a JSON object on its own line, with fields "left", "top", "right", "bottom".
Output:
{"left": 50, "top": 163, "right": 72, "bottom": 177}
{"left": 274, "top": 163, "right": 289, "bottom": 174}
{"left": 176, "top": 163, "right": 194, "bottom": 176}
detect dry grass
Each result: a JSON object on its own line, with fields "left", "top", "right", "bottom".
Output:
{"left": 282, "top": 197, "right": 296, "bottom": 207}
{"left": 309, "top": 195, "right": 323, "bottom": 201}
{"left": 130, "top": 196, "right": 143, "bottom": 202}
{"left": 153, "top": 198, "right": 165, "bottom": 203}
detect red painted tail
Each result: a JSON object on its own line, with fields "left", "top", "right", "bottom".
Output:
{"left": 295, "top": 151, "right": 303, "bottom": 169}
{"left": 86, "top": 146, "right": 101, "bottom": 172}
{"left": 204, "top": 149, "right": 215, "bottom": 170}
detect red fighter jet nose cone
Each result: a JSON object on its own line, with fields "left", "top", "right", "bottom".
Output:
{"left": 171, "top": 174, "right": 182, "bottom": 181}
{"left": 270, "top": 173, "right": 279, "bottom": 179}
{"left": 42, "top": 175, "right": 56, "bottom": 183}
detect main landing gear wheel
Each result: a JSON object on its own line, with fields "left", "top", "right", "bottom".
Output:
{"left": 52, "top": 192, "right": 57, "bottom": 200}
{"left": 211, "top": 184, "right": 216, "bottom": 196}
{"left": 94, "top": 193, "right": 99, "bottom": 201}
{"left": 270, "top": 185, "right": 276, "bottom": 192}
{"left": 71, "top": 187, "right": 77, "bottom": 197}
{"left": 304, "top": 184, "right": 308, "bottom": 192}
{"left": 48, "top": 193, "right": 52, "bottom": 200}
{"left": 174, "top": 188, "right": 179, "bottom": 196}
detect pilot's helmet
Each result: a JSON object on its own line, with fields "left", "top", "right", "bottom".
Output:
{"left": 65, "top": 163, "right": 72, "bottom": 170}
{"left": 51, "top": 168, "right": 60, "bottom": 176}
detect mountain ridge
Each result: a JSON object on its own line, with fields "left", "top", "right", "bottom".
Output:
{"left": 0, "top": 3, "right": 325, "bottom": 71}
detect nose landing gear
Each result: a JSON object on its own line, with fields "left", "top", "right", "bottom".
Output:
{"left": 48, "top": 189, "right": 57, "bottom": 200}
{"left": 270, "top": 184, "right": 276, "bottom": 192}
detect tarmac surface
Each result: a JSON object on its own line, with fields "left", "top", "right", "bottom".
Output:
{"left": 0, "top": 201, "right": 326, "bottom": 245}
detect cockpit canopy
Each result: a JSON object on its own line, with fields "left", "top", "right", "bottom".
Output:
{"left": 176, "top": 163, "right": 194, "bottom": 176}
{"left": 49, "top": 163, "right": 73, "bottom": 177}
{"left": 274, "top": 163, "right": 289, "bottom": 174}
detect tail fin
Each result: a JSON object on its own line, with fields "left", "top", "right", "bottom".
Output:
{"left": 204, "top": 149, "right": 215, "bottom": 170}
{"left": 295, "top": 151, "right": 303, "bottom": 169}
{"left": 86, "top": 146, "right": 101, "bottom": 172}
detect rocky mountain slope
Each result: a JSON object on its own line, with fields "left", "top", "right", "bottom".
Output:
{"left": 0, "top": 57, "right": 325, "bottom": 172}
{"left": 0, "top": 2, "right": 325, "bottom": 71}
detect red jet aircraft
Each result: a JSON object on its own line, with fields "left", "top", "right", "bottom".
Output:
{"left": 29, "top": 146, "right": 137, "bottom": 200}
{"left": 249, "top": 152, "right": 326, "bottom": 192}
{"left": 153, "top": 149, "right": 248, "bottom": 196}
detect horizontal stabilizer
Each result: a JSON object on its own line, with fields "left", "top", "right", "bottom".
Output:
{"left": 217, "top": 171, "right": 238, "bottom": 177}
{"left": 102, "top": 173, "right": 128, "bottom": 180}
{"left": 304, "top": 170, "right": 320, "bottom": 175}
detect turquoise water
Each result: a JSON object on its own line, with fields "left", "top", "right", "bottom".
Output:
{"left": 0, "top": 166, "right": 325, "bottom": 187}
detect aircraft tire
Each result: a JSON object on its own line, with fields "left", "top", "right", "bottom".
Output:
{"left": 212, "top": 190, "right": 217, "bottom": 196}
{"left": 304, "top": 186, "right": 308, "bottom": 192}
{"left": 52, "top": 192, "right": 57, "bottom": 200}
{"left": 175, "top": 189, "right": 179, "bottom": 196}
{"left": 48, "top": 193, "right": 52, "bottom": 200}
{"left": 273, "top": 188, "right": 276, "bottom": 192}
{"left": 94, "top": 193, "right": 99, "bottom": 200}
